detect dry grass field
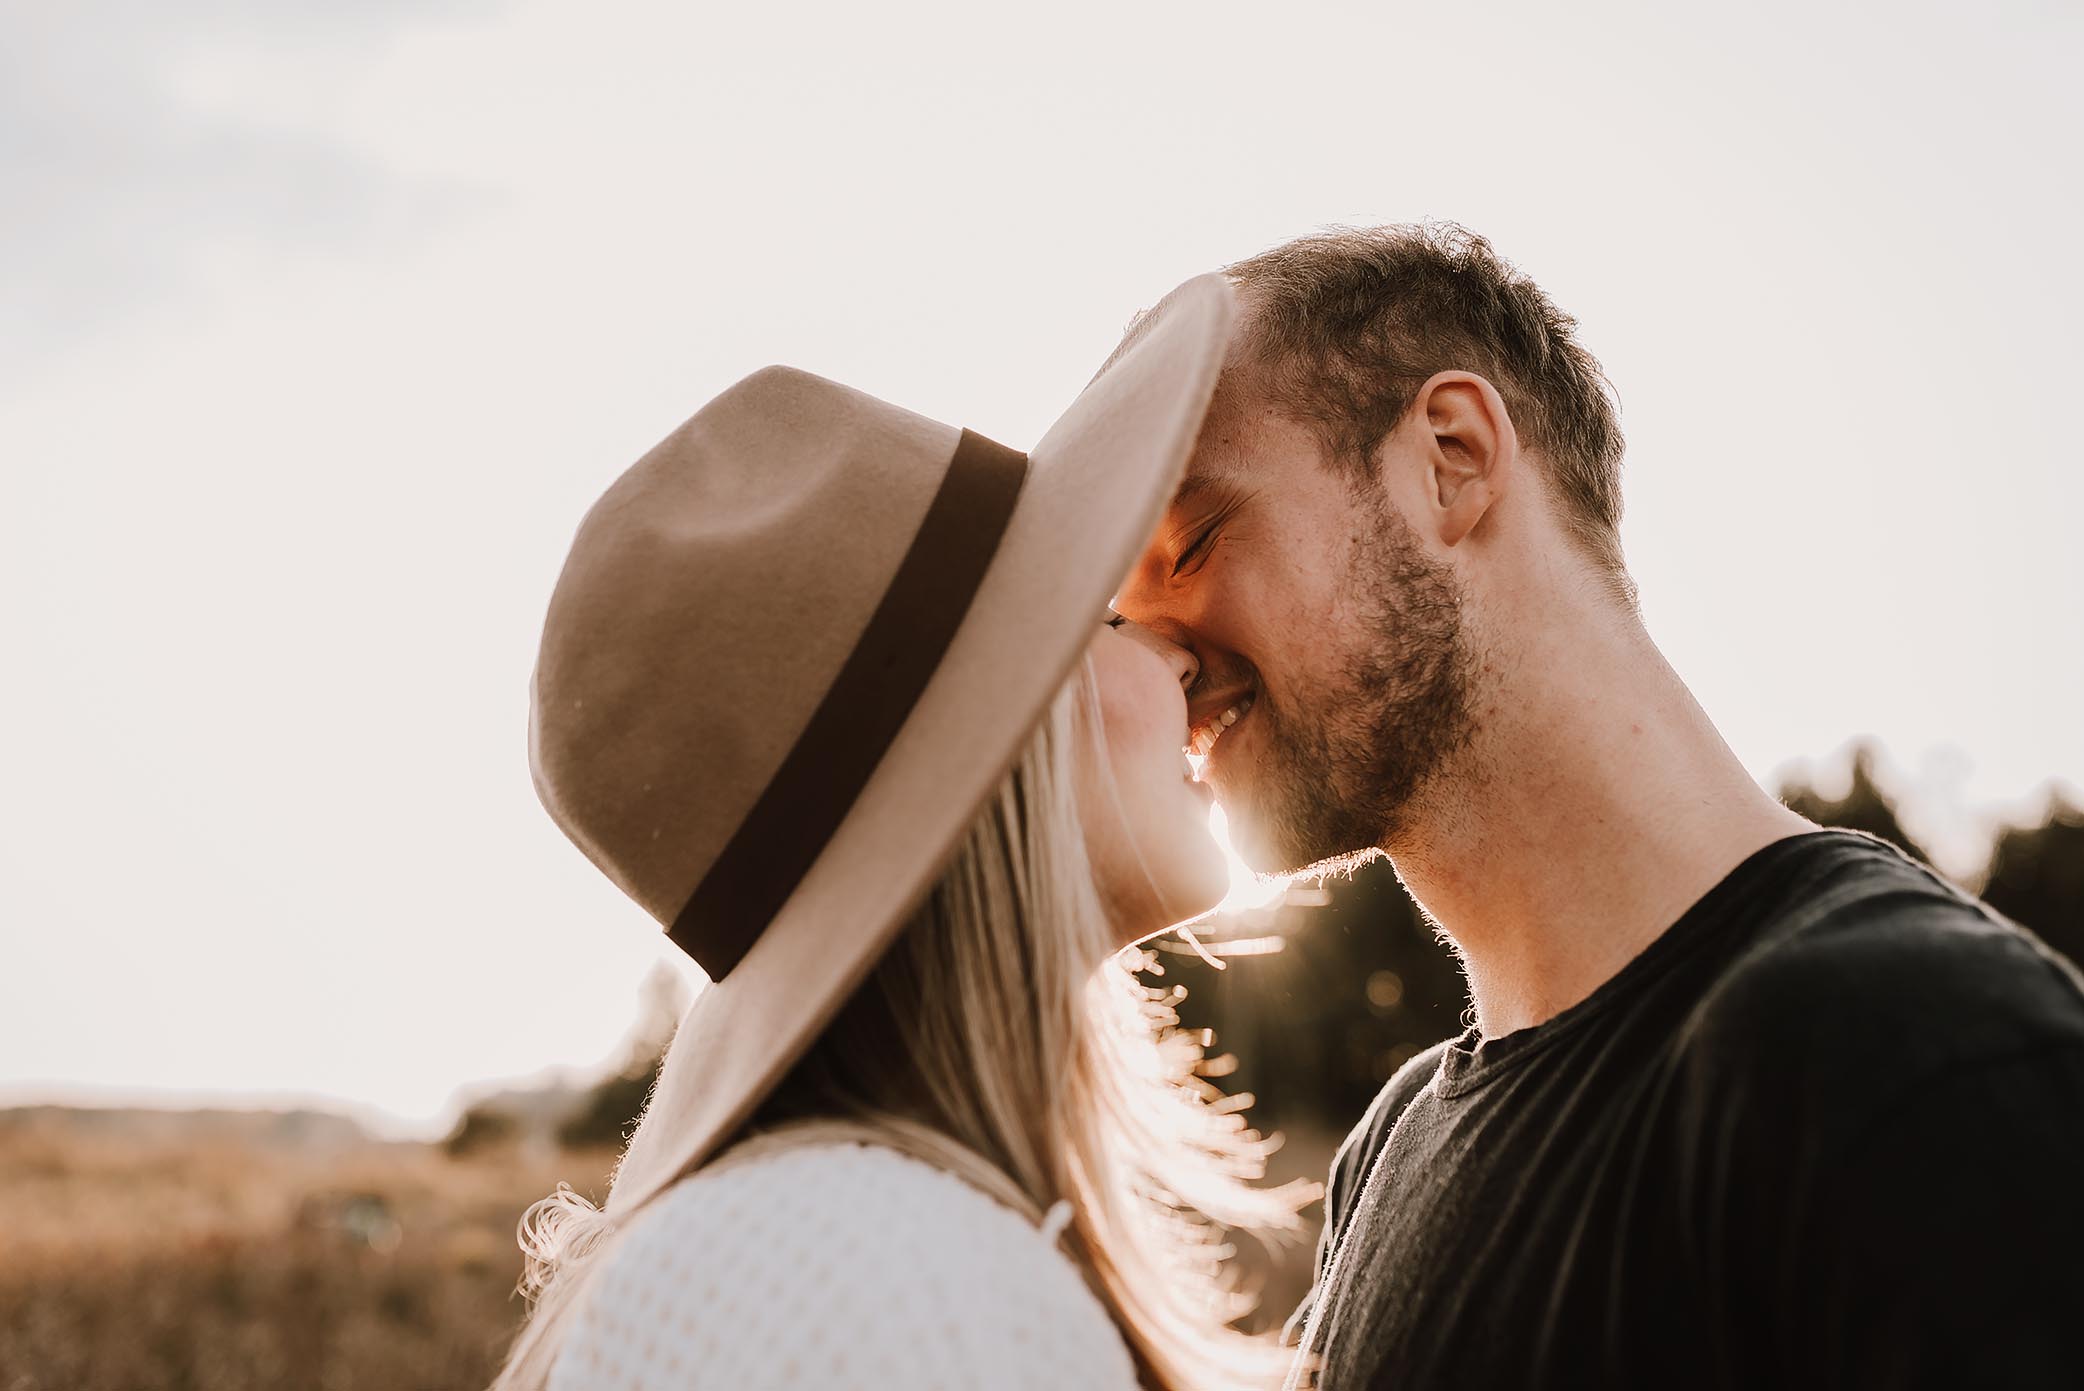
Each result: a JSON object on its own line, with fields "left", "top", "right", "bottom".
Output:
{"left": 0, "top": 1107, "right": 1330, "bottom": 1390}
{"left": 0, "top": 1109, "right": 614, "bottom": 1391}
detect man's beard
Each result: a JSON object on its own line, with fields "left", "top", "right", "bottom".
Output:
{"left": 1233, "top": 500, "right": 1474, "bottom": 875}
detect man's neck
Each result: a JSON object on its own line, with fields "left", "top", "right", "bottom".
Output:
{"left": 1388, "top": 604, "right": 1813, "bottom": 1041}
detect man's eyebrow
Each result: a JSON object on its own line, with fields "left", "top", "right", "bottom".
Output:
{"left": 1160, "top": 472, "right": 1256, "bottom": 553}
{"left": 1169, "top": 470, "right": 1250, "bottom": 509}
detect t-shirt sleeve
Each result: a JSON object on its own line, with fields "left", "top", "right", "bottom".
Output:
{"left": 1790, "top": 1042, "right": 2084, "bottom": 1389}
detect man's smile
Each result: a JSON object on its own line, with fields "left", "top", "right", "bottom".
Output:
{"left": 1186, "top": 688, "right": 1257, "bottom": 767}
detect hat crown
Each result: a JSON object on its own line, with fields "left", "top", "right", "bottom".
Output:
{"left": 527, "top": 275, "right": 1237, "bottom": 1210}
{"left": 530, "top": 367, "right": 962, "bottom": 926}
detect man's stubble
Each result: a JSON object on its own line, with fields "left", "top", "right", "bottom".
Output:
{"left": 1236, "top": 492, "right": 1476, "bottom": 877}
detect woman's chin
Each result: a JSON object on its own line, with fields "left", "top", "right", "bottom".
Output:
{"left": 1192, "top": 867, "right": 1233, "bottom": 920}
{"left": 1191, "top": 832, "right": 1236, "bottom": 908}
{"left": 1112, "top": 877, "right": 1225, "bottom": 952}
{"left": 1095, "top": 819, "right": 1233, "bottom": 950}
{"left": 1157, "top": 854, "right": 1234, "bottom": 933}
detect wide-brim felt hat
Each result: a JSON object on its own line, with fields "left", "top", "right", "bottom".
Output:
{"left": 528, "top": 274, "right": 1236, "bottom": 1216}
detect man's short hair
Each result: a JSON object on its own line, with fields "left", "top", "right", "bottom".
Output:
{"left": 1227, "top": 223, "right": 1630, "bottom": 590}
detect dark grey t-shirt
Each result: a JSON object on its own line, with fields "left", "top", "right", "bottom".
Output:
{"left": 1290, "top": 831, "right": 2084, "bottom": 1390}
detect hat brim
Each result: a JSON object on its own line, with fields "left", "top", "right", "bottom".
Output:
{"left": 608, "top": 274, "right": 1235, "bottom": 1214}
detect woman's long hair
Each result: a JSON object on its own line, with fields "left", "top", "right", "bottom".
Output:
{"left": 493, "top": 661, "right": 1316, "bottom": 1391}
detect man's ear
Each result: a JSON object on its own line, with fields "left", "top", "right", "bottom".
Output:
{"left": 1412, "top": 371, "right": 1518, "bottom": 548}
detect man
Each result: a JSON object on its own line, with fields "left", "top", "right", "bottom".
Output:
{"left": 1114, "top": 224, "right": 2084, "bottom": 1389}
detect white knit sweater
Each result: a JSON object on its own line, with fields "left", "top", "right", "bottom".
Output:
{"left": 550, "top": 1142, "right": 1140, "bottom": 1390}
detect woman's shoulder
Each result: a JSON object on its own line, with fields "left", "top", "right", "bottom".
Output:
{"left": 628, "top": 1140, "right": 1066, "bottom": 1273}
{"left": 553, "top": 1142, "right": 1138, "bottom": 1390}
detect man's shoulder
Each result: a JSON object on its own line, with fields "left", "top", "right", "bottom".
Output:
{"left": 1325, "top": 1041, "right": 1453, "bottom": 1229}
{"left": 1283, "top": 1039, "right": 1452, "bottom": 1349}
{"left": 1678, "top": 831, "right": 2084, "bottom": 1109}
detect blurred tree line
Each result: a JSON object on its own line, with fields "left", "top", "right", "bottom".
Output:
{"left": 479, "top": 744, "right": 2082, "bottom": 1161}
{"left": 1778, "top": 743, "right": 2083, "bottom": 968}
{"left": 446, "top": 967, "right": 685, "bottom": 1156}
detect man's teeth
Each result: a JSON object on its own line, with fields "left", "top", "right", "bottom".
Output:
{"left": 1186, "top": 697, "right": 1253, "bottom": 758}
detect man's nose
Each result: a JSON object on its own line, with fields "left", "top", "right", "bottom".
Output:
{"left": 1111, "top": 550, "right": 1173, "bottom": 626}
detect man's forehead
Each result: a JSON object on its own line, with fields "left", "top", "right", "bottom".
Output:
{"left": 1142, "top": 302, "right": 1280, "bottom": 509}
{"left": 1171, "top": 387, "right": 1267, "bottom": 507}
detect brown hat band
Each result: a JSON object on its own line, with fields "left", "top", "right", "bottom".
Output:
{"left": 668, "top": 429, "right": 1032, "bottom": 978}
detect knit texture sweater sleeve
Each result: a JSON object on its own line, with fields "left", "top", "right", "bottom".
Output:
{"left": 549, "top": 1142, "right": 1140, "bottom": 1390}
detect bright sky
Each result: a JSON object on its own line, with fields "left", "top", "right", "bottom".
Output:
{"left": 4, "top": 1, "right": 2079, "bottom": 1136}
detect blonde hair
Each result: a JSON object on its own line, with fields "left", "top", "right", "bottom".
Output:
{"left": 494, "top": 662, "right": 1315, "bottom": 1391}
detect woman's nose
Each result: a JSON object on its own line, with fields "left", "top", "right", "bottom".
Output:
{"left": 1120, "top": 618, "right": 1199, "bottom": 690}
{"left": 1170, "top": 639, "right": 1200, "bottom": 691}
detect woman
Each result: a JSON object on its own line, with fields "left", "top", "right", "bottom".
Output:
{"left": 496, "top": 274, "right": 1312, "bottom": 1390}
